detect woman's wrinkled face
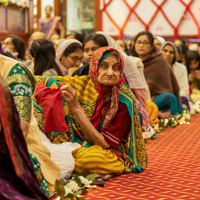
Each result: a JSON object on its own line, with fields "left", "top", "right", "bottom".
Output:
{"left": 84, "top": 40, "right": 101, "bottom": 65}
{"left": 62, "top": 48, "right": 83, "bottom": 69}
{"left": 2, "top": 37, "right": 16, "bottom": 52}
{"left": 97, "top": 54, "right": 121, "bottom": 86}
{"left": 154, "top": 38, "right": 162, "bottom": 52}
{"left": 135, "top": 35, "right": 152, "bottom": 58}
{"left": 189, "top": 59, "right": 199, "bottom": 71}
{"left": 162, "top": 45, "right": 175, "bottom": 65}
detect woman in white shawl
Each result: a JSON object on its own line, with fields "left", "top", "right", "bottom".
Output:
{"left": 160, "top": 41, "right": 190, "bottom": 110}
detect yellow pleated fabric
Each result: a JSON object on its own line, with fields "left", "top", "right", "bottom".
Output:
{"left": 147, "top": 100, "right": 160, "bottom": 125}
{"left": 72, "top": 145, "right": 125, "bottom": 174}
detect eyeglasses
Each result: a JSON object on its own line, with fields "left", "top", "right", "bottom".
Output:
{"left": 68, "top": 55, "right": 82, "bottom": 63}
{"left": 135, "top": 41, "right": 150, "bottom": 46}
{"left": 2, "top": 42, "right": 12, "bottom": 46}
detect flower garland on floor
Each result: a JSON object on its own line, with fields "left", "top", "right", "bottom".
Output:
{"left": 0, "top": 0, "right": 29, "bottom": 8}
{"left": 143, "top": 108, "right": 194, "bottom": 144}
{"left": 54, "top": 172, "right": 97, "bottom": 200}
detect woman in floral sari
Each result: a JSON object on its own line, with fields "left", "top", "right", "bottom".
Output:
{"left": 34, "top": 47, "right": 147, "bottom": 177}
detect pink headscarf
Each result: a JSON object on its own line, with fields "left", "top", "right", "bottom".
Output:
{"left": 55, "top": 39, "right": 82, "bottom": 76}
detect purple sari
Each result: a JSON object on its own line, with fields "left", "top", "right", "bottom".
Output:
{"left": 38, "top": 17, "right": 61, "bottom": 39}
{"left": 0, "top": 75, "right": 50, "bottom": 200}
{"left": 181, "top": 96, "right": 190, "bottom": 111}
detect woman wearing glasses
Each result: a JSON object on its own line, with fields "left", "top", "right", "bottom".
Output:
{"left": 55, "top": 39, "right": 83, "bottom": 76}
{"left": 30, "top": 39, "right": 63, "bottom": 76}
{"left": 2, "top": 34, "right": 26, "bottom": 63}
{"left": 132, "top": 31, "right": 183, "bottom": 118}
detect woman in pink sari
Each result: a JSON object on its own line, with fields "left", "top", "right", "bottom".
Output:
{"left": 38, "top": 5, "right": 65, "bottom": 39}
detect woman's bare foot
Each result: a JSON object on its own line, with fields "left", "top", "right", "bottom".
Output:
{"left": 158, "top": 111, "right": 170, "bottom": 119}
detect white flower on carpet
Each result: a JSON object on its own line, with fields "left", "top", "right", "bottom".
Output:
{"left": 64, "top": 186, "right": 73, "bottom": 196}
{"left": 78, "top": 176, "right": 90, "bottom": 186}
{"left": 65, "top": 180, "right": 80, "bottom": 192}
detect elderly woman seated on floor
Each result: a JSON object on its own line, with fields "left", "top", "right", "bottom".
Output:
{"left": 34, "top": 47, "right": 147, "bottom": 179}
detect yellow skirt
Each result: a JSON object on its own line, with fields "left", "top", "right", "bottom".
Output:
{"left": 147, "top": 100, "right": 160, "bottom": 125}
{"left": 72, "top": 145, "right": 125, "bottom": 174}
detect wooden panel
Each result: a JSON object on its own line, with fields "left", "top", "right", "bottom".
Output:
{"left": 95, "top": 0, "right": 101, "bottom": 32}
{"left": 0, "top": 6, "right": 30, "bottom": 46}
{"left": 60, "top": 0, "right": 67, "bottom": 31}
{"left": 37, "top": 0, "right": 41, "bottom": 22}
{"left": 54, "top": 0, "right": 60, "bottom": 16}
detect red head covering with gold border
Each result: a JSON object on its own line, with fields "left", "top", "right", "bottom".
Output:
{"left": 90, "top": 47, "right": 125, "bottom": 130}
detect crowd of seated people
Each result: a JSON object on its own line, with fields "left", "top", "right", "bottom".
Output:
{"left": 0, "top": 24, "right": 199, "bottom": 199}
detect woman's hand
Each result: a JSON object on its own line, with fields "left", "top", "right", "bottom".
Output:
{"left": 189, "top": 73, "right": 195, "bottom": 82}
{"left": 195, "top": 70, "right": 200, "bottom": 80}
{"left": 60, "top": 85, "right": 80, "bottom": 113}
{"left": 60, "top": 85, "right": 110, "bottom": 149}
{"left": 20, "top": 119, "right": 30, "bottom": 138}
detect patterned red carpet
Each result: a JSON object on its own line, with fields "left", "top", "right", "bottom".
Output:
{"left": 82, "top": 114, "right": 200, "bottom": 200}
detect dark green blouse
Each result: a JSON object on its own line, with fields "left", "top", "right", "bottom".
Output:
{"left": 5, "top": 64, "right": 35, "bottom": 122}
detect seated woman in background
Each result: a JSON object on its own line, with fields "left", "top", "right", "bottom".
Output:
{"left": 161, "top": 42, "right": 190, "bottom": 110}
{"left": 154, "top": 36, "right": 165, "bottom": 52}
{"left": 55, "top": 39, "right": 83, "bottom": 76}
{"left": 50, "top": 34, "right": 60, "bottom": 51}
{"left": 72, "top": 33, "right": 108, "bottom": 76}
{"left": 30, "top": 39, "right": 63, "bottom": 76}
{"left": 132, "top": 31, "right": 183, "bottom": 118}
{"left": 26, "top": 32, "right": 46, "bottom": 71}
{"left": 66, "top": 32, "right": 85, "bottom": 43}
{"left": 0, "top": 51, "right": 61, "bottom": 195}
{"left": 185, "top": 50, "right": 200, "bottom": 103}
{"left": 0, "top": 75, "right": 50, "bottom": 200}
{"left": 116, "top": 39, "right": 126, "bottom": 52}
{"left": 28, "top": 32, "right": 46, "bottom": 46}
{"left": 50, "top": 34, "right": 60, "bottom": 44}
{"left": 177, "top": 43, "right": 188, "bottom": 64}
{"left": 125, "top": 39, "right": 133, "bottom": 55}
{"left": 34, "top": 47, "right": 147, "bottom": 180}
{"left": 2, "top": 34, "right": 26, "bottom": 63}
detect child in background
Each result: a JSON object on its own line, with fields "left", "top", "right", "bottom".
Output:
{"left": 185, "top": 50, "right": 200, "bottom": 103}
